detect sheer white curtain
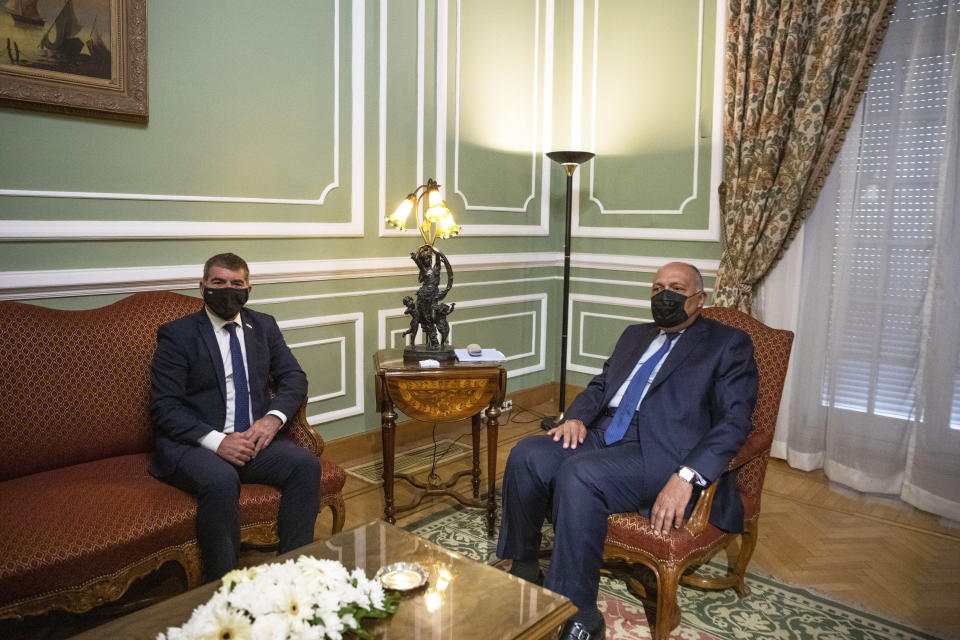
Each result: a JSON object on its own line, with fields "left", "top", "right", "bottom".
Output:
{"left": 757, "top": 0, "right": 960, "bottom": 521}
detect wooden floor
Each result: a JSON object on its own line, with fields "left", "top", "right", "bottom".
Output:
{"left": 4, "top": 395, "right": 959, "bottom": 639}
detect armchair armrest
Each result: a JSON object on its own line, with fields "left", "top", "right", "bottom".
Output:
{"left": 682, "top": 438, "right": 772, "bottom": 536}
{"left": 727, "top": 433, "right": 772, "bottom": 471}
{"left": 282, "top": 400, "right": 325, "bottom": 457}
{"left": 682, "top": 484, "right": 717, "bottom": 536}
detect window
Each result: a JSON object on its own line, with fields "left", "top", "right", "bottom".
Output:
{"left": 820, "top": 0, "right": 959, "bottom": 428}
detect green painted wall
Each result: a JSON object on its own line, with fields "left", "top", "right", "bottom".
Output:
{"left": 0, "top": 0, "right": 724, "bottom": 438}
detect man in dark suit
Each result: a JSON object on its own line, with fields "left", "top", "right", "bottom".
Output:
{"left": 149, "top": 253, "right": 322, "bottom": 582}
{"left": 497, "top": 262, "right": 758, "bottom": 640}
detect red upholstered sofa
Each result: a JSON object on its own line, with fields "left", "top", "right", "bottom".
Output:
{"left": 0, "top": 291, "right": 347, "bottom": 619}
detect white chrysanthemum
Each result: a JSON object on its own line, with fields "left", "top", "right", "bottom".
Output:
{"left": 249, "top": 613, "right": 292, "bottom": 640}
{"left": 311, "top": 588, "right": 341, "bottom": 618}
{"left": 319, "top": 610, "right": 345, "bottom": 639}
{"left": 361, "top": 579, "right": 386, "bottom": 610}
{"left": 156, "top": 627, "right": 186, "bottom": 640}
{"left": 271, "top": 584, "right": 315, "bottom": 623}
{"left": 226, "top": 579, "right": 274, "bottom": 619}
{"left": 289, "top": 619, "right": 325, "bottom": 640}
{"left": 181, "top": 596, "right": 253, "bottom": 640}
{"left": 158, "top": 556, "right": 393, "bottom": 639}
{"left": 296, "top": 556, "right": 351, "bottom": 582}
{"left": 340, "top": 612, "right": 358, "bottom": 631}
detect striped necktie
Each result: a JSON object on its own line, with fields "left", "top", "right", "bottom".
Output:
{"left": 604, "top": 332, "right": 679, "bottom": 445}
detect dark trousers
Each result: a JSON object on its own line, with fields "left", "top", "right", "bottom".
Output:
{"left": 497, "top": 415, "right": 673, "bottom": 610}
{"left": 165, "top": 439, "right": 322, "bottom": 582}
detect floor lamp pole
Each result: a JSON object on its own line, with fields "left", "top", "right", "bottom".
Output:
{"left": 541, "top": 151, "right": 595, "bottom": 431}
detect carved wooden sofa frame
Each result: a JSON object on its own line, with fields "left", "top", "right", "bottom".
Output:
{"left": 0, "top": 291, "right": 347, "bottom": 620}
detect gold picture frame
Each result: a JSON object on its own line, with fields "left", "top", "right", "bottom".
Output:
{"left": 0, "top": 0, "right": 147, "bottom": 122}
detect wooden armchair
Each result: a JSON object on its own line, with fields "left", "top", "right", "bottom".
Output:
{"left": 602, "top": 307, "right": 793, "bottom": 640}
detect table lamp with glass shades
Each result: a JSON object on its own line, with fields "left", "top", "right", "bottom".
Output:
{"left": 385, "top": 178, "right": 462, "bottom": 363}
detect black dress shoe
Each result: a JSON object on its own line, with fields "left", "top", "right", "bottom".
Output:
{"left": 557, "top": 617, "right": 605, "bottom": 640}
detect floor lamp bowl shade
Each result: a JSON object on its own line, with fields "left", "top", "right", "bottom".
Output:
{"left": 546, "top": 151, "right": 596, "bottom": 167}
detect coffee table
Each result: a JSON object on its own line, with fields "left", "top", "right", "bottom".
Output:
{"left": 72, "top": 520, "right": 574, "bottom": 639}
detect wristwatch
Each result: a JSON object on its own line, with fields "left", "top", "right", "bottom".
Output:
{"left": 677, "top": 466, "right": 697, "bottom": 484}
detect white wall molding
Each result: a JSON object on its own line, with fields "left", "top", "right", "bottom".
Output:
{"left": 0, "top": 0, "right": 363, "bottom": 241}
{"left": 376, "top": 0, "right": 428, "bottom": 239}
{"left": 378, "top": 0, "right": 553, "bottom": 238}
{"left": 452, "top": 0, "right": 542, "bottom": 213}
{"left": 0, "top": 252, "right": 721, "bottom": 300}
{"left": 578, "top": 310, "right": 643, "bottom": 359}
{"left": 566, "top": 292, "right": 649, "bottom": 375}
{"left": 278, "top": 312, "right": 365, "bottom": 425}
{"left": 0, "top": 219, "right": 364, "bottom": 241}
{"left": 570, "top": 253, "right": 719, "bottom": 275}
{"left": 587, "top": 0, "right": 704, "bottom": 215}
{"left": 287, "top": 337, "right": 347, "bottom": 403}
{"left": 570, "top": 0, "right": 724, "bottom": 242}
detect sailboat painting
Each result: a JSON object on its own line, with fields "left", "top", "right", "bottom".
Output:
{"left": 0, "top": 0, "right": 146, "bottom": 121}
{"left": 2, "top": 0, "right": 111, "bottom": 78}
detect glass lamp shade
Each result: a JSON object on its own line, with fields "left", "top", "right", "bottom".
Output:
{"left": 387, "top": 197, "right": 415, "bottom": 230}
{"left": 427, "top": 188, "right": 444, "bottom": 209}
{"left": 436, "top": 214, "right": 461, "bottom": 239}
{"left": 426, "top": 203, "right": 452, "bottom": 222}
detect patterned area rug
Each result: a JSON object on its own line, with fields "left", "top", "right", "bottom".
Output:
{"left": 405, "top": 506, "right": 944, "bottom": 640}
{"left": 345, "top": 439, "right": 474, "bottom": 484}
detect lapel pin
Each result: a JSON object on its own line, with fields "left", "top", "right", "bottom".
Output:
{"left": 245, "top": 323, "right": 253, "bottom": 329}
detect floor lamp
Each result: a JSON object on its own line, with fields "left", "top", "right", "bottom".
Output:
{"left": 541, "top": 151, "right": 595, "bottom": 431}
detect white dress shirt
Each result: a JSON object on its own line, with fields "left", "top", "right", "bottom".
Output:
{"left": 198, "top": 308, "right": 286, "bottom": 452}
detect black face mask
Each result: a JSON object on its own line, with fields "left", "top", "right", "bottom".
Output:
{"left": 651, "top": 289, "right": 697, "bottom": 328}
{"left": 203, "top": 286, "right": 249, "bottom": 320}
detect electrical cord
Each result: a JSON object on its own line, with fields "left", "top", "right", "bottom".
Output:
{"left": 507, "top": 404, "right": 550, "bottom": 424}
{"left": 427, "top": 422, "right": 470, "bottom": 485}
{"left": 425, "top": 401, "right": 547, "bottom": 482}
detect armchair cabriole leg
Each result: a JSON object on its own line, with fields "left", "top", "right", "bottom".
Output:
{"left": 731, "top": 518, "right": 757, "bottom": 597}
{"left": 654, "top": 562, "right": 683, "bottom": 640}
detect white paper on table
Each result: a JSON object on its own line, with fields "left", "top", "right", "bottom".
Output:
{"left": 454, "top": 348, "right": 506, "bottom": 362}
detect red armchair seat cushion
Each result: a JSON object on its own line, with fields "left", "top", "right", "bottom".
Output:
{"left": 606, "top": 512, "right": 727, "bottom": 561}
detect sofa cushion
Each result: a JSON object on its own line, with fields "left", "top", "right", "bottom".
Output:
{"left": 0, "top": 452, "right": 347, "bottom": 606}
{"left": 0, "top": 292, "right": 203, "bottom": 482}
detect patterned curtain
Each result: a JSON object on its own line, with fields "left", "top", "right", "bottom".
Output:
{"left": 714, "top": 0, "right": 896, "bottom": 312}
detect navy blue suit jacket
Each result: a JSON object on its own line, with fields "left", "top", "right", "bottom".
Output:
{"left": 565, "top": 315, "right": 758, "bottom": 532}
{"left": 148, "top": 307, "right": 308, "bottom": 479}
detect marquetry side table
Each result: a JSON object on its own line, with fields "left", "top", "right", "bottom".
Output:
{"left": 372, "top": 349, "right": 507, "bottom": 536}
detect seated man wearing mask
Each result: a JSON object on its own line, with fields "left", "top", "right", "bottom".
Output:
{"left": 497, "top": 262, "right": 758, "bottom": 640}
{"left": 149, "top": 252, "right": 322, "bottom": 582}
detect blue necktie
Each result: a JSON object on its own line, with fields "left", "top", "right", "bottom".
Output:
{"left": 225, "top": 323, "right": 250, "bottom": 433}
{"left": 604, "top": 332, "right": 680, "bottom": 445}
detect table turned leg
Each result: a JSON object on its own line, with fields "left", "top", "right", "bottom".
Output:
{"left": 381, "top": 403, "right": 398, "bottom": 524}
{"left": 485, "top": 403, "right": 501, "bottom": 536}
{"left": 471, "top": 413, "right": 481, "bottom": 499}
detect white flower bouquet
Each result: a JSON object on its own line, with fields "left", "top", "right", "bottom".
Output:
{"left": 157, "top": 556, "right": 400, "bottom": 640}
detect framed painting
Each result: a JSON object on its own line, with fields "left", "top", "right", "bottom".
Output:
{"left": 0, "top": 0, "right": 146, "bottom": 121}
